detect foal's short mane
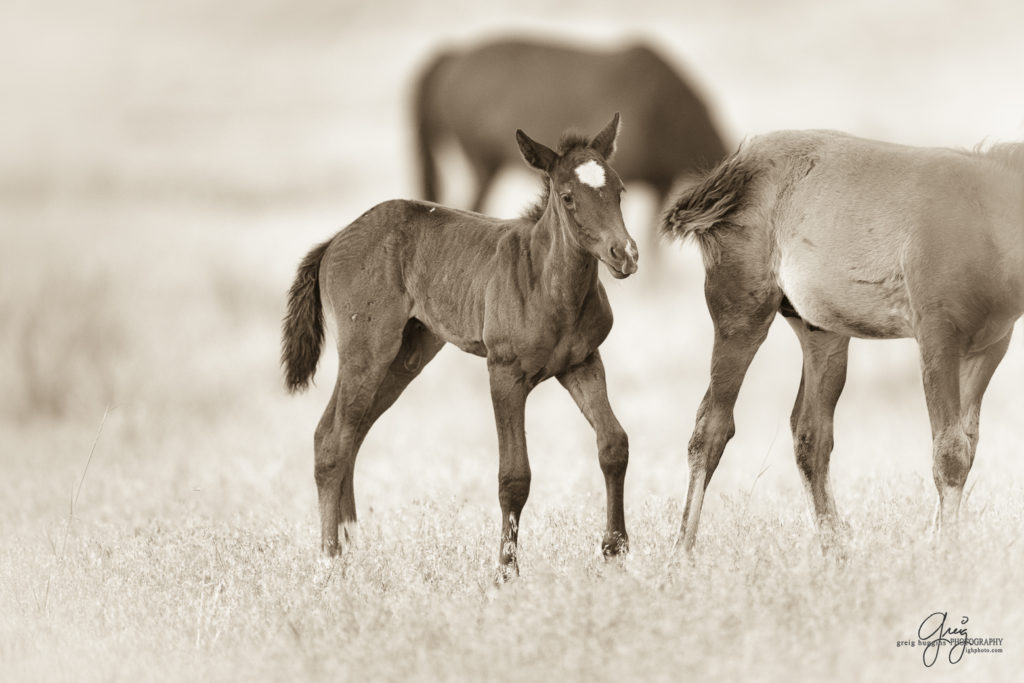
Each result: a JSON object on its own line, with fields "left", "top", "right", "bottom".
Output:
{"left": 521, "top": 177, "right": 551, "bottom": 223}
{"left": 556, "top": 130, "right": 592, "bottom": 152}
{"left": 519, "top": 133, "right": 594, "bottom": 223}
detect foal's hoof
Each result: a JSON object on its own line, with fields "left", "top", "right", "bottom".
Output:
{"left": 493, "top": 562, "right": 520, "bottom": 585}
{"left": 817, "top": 534, "right": 848, "bottom": 564}
{"left": 320, "top": 541, "right": 342, "bottom": 559}
{"left": 601, "top": 533, "right": 629, "bottom": 558}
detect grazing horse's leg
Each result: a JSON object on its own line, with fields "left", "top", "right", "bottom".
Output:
{"left": 314, "top": 307, "right": 410, "bottom": 556}
{"left": 785, "top": 320, "right": 850, "bottom": 542}
{"left": 558, "top": 351, "right": 630, "bottom": 556}
{"left": 651, "top": 178, "right": 673, "bottom": 214}
{"left": 468, "top": 155, "right": 500, "bottom": 214}
{"left": 643, "top": 179, "right": 675, "bottom": 275}
{"left": 487, "top": 361, "right": 531, "bottom": 580}
{"left": 337, "top": 320, "right": 446, "bottom": 536}
{"left": 677, "top": 275, "right": 780, "bottom": 553}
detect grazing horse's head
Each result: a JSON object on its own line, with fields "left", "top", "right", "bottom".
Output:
{"left": 515, "top": 113, "right": 638, "bottom": 278}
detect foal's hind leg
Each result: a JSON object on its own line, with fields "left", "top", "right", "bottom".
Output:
{"left": 314, "top": 309, "right": 412, "bottom": 556}
{"left": 337, "top": 320, "right": 446, "bottom": 536}
{"left": 677, "top": 270, "right": 781, "bottom": 553}
{"left": 785, "top": 320, "right": 850, "bottom": 542}
{"left": 558, "top": 351, "right": 629, "bottom": 556}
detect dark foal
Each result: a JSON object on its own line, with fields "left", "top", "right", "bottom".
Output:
{"left": 283, "top": 114, "right": 638, "bottom": 578}
{"left": 663, "top": 130, "right": 1024, "bottom": 552}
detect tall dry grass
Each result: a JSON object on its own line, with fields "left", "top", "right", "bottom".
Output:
{"left": 3, "top": 0, "right": 1024, "bottom": 680}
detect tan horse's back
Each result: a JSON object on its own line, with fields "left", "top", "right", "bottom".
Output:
{"left": 741, "top": 131, "right": 1024, "bottom": 345}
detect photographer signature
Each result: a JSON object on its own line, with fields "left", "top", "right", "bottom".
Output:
{"left": 918, "top": 611, "right": 968, "bottom": 666}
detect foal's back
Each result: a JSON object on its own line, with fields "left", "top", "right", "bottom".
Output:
{"left": 319, "top": 198, "right": 526, "bottom": 353}
{"left": 323, "top": 199, "right": 508, "bottom": 276}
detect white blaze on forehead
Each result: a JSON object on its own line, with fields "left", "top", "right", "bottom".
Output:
{"left": 574, "top": 160, "right": 606, "bottom": 188}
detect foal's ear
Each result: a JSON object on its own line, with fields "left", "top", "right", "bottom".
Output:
{"left": 589, "top": 112, "right": 621, "bottom": 160}
{"left": 516, "top": 129, "right": 558, "bottom": 173}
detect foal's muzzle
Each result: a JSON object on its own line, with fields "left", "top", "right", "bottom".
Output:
{"left": 604, "top": 239, "right": 639, "bottom": 279}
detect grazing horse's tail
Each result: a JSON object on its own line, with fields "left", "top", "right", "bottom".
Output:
{"left": 413, "top": 50, "right": 453, "bottom": 203}
{"left": 282, "top": 239, "right": 331, "bottom": 393}
{"left": 661, "top": 151, "right": 758, "bottom": 263}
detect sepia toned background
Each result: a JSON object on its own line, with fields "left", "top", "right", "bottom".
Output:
{"left": 2, "top": 0, "right": 1023, "bottom": 680}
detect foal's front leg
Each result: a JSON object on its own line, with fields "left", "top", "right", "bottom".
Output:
{"left": 558, "top": 351, "right": 629, "bottom": 555}
{"left": 487, "top": 360, "right": 532, "bottom": 581}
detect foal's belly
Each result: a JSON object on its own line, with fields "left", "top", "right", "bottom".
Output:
{"left": 777, "top": 251, "right": 914, "bottom": 339}
{"left": 413, "top": 310, "right": 487, "bottom": 356}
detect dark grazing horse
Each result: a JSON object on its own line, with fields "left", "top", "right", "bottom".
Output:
{"left": 414, "top": 39, "right": 726, "bottom": 247}
{"left": 283, "top": 115, "right": 638, "bottom": 578}
{"left": 662, "top": 129, "right": 1024, "bottom": 551}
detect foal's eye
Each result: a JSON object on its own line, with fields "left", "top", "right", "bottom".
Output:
{"left": 560, "top": 193, "right": 574, "bottom": 207}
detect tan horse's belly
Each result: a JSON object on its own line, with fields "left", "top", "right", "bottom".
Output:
{"left": 777, "top": 247, "right": 914, "bottom": 339}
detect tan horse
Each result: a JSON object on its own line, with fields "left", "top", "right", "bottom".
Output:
{"left": 663, "top": 129, "right": 1024, "bottom": 551}
{"left": 283, "top": 115, "right": 638, "bottom": 578}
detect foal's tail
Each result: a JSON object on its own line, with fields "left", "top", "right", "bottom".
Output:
{"left": 413, "top": 50, "right": 452, "bottom": 202}
{"left": 281, "top": 239, "right": 331, "bottom": 393}
{"left": 661, "top": 150, "right": 758, "bottom": 263}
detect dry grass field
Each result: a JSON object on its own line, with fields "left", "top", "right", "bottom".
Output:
{"left": 2, "top": 0, "right": 1024, "bottom": 680}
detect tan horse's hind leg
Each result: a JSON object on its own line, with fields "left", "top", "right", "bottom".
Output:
{"left": 677, "top": 267, "right": 781, "bottom": 553}
{"left": 785, "top": 320, "right": 850, "bottom": 547}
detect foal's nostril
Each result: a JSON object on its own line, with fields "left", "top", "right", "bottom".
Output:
{"left": 610, "top": 245, "right": 621, "bottom": 260}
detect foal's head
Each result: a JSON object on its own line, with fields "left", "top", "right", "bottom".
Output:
{"left": 516, "top": 113, "right": 638, "bottom": 278}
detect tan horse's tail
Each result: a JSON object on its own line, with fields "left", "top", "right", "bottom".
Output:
{"left": 281, "top": 239, "right": 331, "bottom": 393}
{"left": 661, "top": 151, "right": 757, "bottom": 263}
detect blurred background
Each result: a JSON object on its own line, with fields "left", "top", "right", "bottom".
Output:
{"left": 3, "top": 0, "right": 1024, "bottom": 534}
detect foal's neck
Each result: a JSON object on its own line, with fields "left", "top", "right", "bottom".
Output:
{"left": 527, "top": 203, "right": 598, "bottom": 307}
